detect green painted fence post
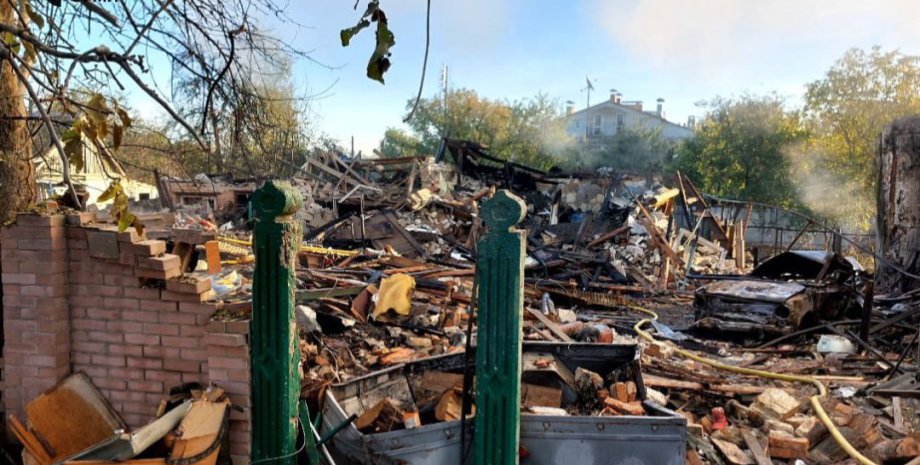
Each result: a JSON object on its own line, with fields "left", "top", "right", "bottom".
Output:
{"left": 251, "top": 180, "right": 303, "bottom": 465}
{"left": 474, "top": 189, "right": 527, "bottom": 465}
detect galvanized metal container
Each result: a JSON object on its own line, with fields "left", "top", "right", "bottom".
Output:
{"left": 321, "top": 342, "right": 687, "bottom": 465}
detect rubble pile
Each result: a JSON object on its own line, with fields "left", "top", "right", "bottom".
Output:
{"left": 12, "top": 138, "right": 920, "bottom": 465}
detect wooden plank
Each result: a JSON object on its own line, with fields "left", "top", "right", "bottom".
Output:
{"left": 711, "top": 437, "right": 754, "bottom": 465}
{"left": 525, "top": 307, "right": 573, "bottom": 342}
{"left": 586, "top": 225, "right": 630, "bottom": 249}
{"left": 740, "top": 429, "right": 772, "bottom": 465}
{"left": 893, "top": 396, "right": 905, "bottom": 431}
{"left": 204, "top": 240, "right": 221, "bottom": 275}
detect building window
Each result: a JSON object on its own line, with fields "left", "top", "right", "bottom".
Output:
{"left": 592, "top": 114, "right": 603, "bottom": 136}
{"left": 139, "top": 193, "right": 151, "bottom": 201}
{"left": 616, "top": 114, "right": 625, "bottom": 132}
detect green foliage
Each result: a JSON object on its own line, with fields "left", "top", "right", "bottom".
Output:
{"left": 377, "top": 128, "right": 424, "bottom": 158}
{"left": 800, "top": 46, "right": 920, "bottom": 229}
{"left": 671, "top": 94, "right": 808, "bottom": 207}
{"left": 97, "top": 180, "right": 144, "bottom": 234}
{"left": 341, "top": 1, "right": 394, "bottom": 83}
{"left": 397, "top": 88, "right": 572, "bottom": 170}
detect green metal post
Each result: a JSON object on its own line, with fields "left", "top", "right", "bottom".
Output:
{"left": 251, "top": 180, "right": 303, "bottom": 465}
{"left": 474, "top": 189, "right": 527, "bottom": 465}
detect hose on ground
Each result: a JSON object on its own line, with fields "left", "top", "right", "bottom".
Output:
{"left": 628, "top": 304, "right": 876, "bottom": 465}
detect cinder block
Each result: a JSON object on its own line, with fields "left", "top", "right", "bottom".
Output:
{"left": 117, "top": 229, "right": 147, "bottom": 243}
{"left": 135, "top": 266, "right": 182, "bottom": 281}
{"left": 161, "top": 335, "right": 200, "bottom": 349}
{"left": 126, "top": 380, "right": 164, "bottom": 394}
{"left": 159, "top": 312, "right": 197, "bottom": 325}
{"left": 1, "top": 273, "right": 36, "bottom": 285}
{"left": 124, "top": 287, "right": 161, "bottom": 300}
{"left": 166, "top": 276, "right": 212, "bottom": 295}
{"left": 126, "top": 357, "right": 164, "bottom": 370}
{"left": 16, "top": 214, "right": 65, "bottom": 227}
{"left": 123, "top": 311, "right": 160, "bottom": 323}
{"left": 163, "top": 359, "right": 202, "bottom": 373}
{"left": 87, "top": 230, "right": 120, "bottom": 260}
{"left": 137, "top": 254, "right": 180, "bottom": 271}
{"left": 142, "top": 346, "right": 181, "bottom": 359}
{"left": 66, "top": 212, "right": 96, "bottom": 226}
{"left": 143, "top": 323, "right": 180, "bottom": 336}
{"left": 91, "top": 354, "right": 127, "bottom": 367}
{"left": 125, "top": 333, "right": 161, "bottom": 345}
{"left": 205, "top": 333, "right": 248, "bottom": 348}
{"left": 88, "top": 331, "right": 123, "bottom": 343}
{"left": 127, "top": 240, "right": 167, "bottom": 257}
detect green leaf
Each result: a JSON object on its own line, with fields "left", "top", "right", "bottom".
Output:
{"left": 63, "top": 131, "right": 84, "bottom": 173}
{"left": 340, "top": 19, "right": 370, "bottom": 47}
{"left": 97, "top": 183, "right": 118, "bottom": 203}
{"left": 366, "top": 17, "right": 394, "bottom": 84}
{"left": 3, "top": 32, "right": 21, "bottom": 55}
{"left": 117, "top": 211, "right": 136, "bottom": 233}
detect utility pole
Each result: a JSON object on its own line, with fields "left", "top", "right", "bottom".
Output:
{"left": 441, "top": 64, "right": 449, "bottom": 134}
{"left": 582, "top": 76, "right": 595, "bottom": 141}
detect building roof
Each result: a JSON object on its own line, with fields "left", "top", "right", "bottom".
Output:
{"left": 566, "top": 99, "right": 693, "bottom": 134}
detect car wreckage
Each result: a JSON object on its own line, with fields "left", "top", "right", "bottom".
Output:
{"left": 693, "top": 250, "right": 864, "bottom": 336}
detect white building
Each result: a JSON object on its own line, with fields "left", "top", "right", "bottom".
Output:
{"left": 565, "top": 91, "right": 695, "bottom": 142}
{"left": 35, "top": 140, "right": 159, "bottom": 207}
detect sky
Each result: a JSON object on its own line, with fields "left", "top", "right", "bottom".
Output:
{"left": 131, "top": 0, "right": 920, "bottom": 156}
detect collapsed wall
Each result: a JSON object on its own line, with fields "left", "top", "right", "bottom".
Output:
{"left": 877, "top": 116, "right": 920, "bottom": 293}
{"left": 1, "top": 213, "right": 252, "bottom": 465}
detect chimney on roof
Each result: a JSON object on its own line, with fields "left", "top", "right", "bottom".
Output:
{"left": 688, "top": 115, "right": 696, "bottom": 129}
{"left": 565, "top": 100, "right": 575, "bottom": 115}
{"left": 610, "top": 89, "right": 618, "bottom": 104}
{"left": 656, "top": 98, "right": 665, "bottom": 117}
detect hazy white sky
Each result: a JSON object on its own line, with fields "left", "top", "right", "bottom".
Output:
{"left": 129, "top": 1, "right": 920, "bottom": 156}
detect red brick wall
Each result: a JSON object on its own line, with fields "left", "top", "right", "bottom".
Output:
{"left": 1, "top": 213, "right": 252, "bottom": 464}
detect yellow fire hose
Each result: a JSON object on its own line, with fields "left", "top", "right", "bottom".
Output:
{"left": 218, "top": 236, "right": 359, "bottom": 257}
{"left": 628, "top": 304, "right": 876, "bottom": 465}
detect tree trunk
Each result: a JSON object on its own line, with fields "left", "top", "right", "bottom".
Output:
{"left": 877, "top": 115, "right": 920, "bottom": 294}
{"left": 0, "top": 2, "right": 36, "bottom": 223}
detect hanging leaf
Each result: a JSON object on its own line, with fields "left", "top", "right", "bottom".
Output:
{"left": 117, "top": 211, "right": 136, "bottom": 233}
{"left": 112, "top": 124, "right": 123, "bottom": 149}
{"left": 61, "top": 127, "right": 85, "bottom": 173}
{"left": 340, "top": 19, "right": 370, "bottom": 46}
{"left": 341, "top": 1, "right": 394, "bottom": 83}
{"left": 21, "top": 40, "right": 35, "bottom": 62}
{"left": 24, "top": 2, "right": 44, "bottom": 29}
{"left": 367, "top": 12, "right": 394, "bottom": 84}
{"left": 99, "top": 181, "right": 144, "bottom": 235}
{"left": 3, "top": 32, "right": 21, "bottom": 55}
{"left": 96, "top": 182, "right": 119, "bottom": 203}
{"left": 85, "top": 93, "right": 110, "bottom": 138}
{"left": 115, "top": 107, "right": 132, "bottom": 128}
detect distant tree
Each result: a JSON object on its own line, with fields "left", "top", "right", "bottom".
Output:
{"left": 377, "top": 128, "right": 425, "bottom": 158}
{"left": 397, "top": 88, "right": 573, "bottom": 170}
{"left": 672, "top": 94, "right": 808, "bottom": 207}
{"left": 801, "top": 46, "right": 920, "bottom": 229}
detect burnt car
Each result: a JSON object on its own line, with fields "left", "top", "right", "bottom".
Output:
{"left": 693, "top": 251, "right": 863, "bottom": 335}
